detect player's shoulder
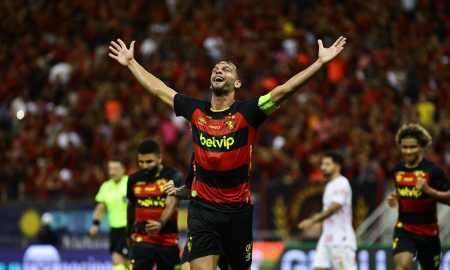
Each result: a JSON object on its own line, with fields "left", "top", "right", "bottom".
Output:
{"left": 330, "top": 175, "right": 351, "bottom": 188}
{"left": 421, "top": 158, "right": 440, "bottom": 168}
{"left": 128, "top": 170, "right": 145, "bottom": 182}
{"left": 161, "top": 166, "right": 183, "bottom": 179}
{"left": 392, "top": 161, "right": 406, "bottom": 172}
{"left": 234, "top": 96, "right": 260, "bottom": 108}
{"left": 175, "top": 93, "right": 208, "bottom": 106}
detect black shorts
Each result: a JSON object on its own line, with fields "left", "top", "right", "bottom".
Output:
{"left": 392, "top": 227, "right": 441, "bottom": 270}
{"left": 181, "top": 240, "right": 229, "bottom": 270}
{"left": 109, "top": 227, "right": 129, "bottom": 257}
{"left": 186, "top": 202, "right": 253, "bottom": 270}
{"left": 129, "top": 242, "right": 180, "bottom": 270}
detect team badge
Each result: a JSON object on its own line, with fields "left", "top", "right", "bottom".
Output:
{"left": 191, "top": 190, "right": 197, "bottom": 197}
{"left": 224, "top": 115, "right": 236, "bottom": 130}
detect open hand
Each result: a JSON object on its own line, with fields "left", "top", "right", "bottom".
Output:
{"left": 109, "top": 39, "right": 135, "bottom": 66}
{"left": 89, "top": 225, "right": 98, "bottom": 236}
{"left": 318, "top": 36, "right": 346, "bottom": 65}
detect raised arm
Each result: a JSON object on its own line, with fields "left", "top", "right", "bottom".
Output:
{"left": 109, "top": 39, "right": 177, "bottom": 109}
{"left": 270, "top": 36, "right": 346, "bottom": 105}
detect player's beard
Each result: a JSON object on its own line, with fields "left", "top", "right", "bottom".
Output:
{"left": 322, "top": 171, "right": 333, "bottom": 179}
{"left": 143, "top": 166, "right": 159, "bottom": 177}
{"left": 211, "top": 81, "right": 233, "bottom": 97}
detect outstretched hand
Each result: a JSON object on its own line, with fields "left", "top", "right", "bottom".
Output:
{"left": 317, "top": 36, "right": 346, "bottom": 65}
{"left": 109, "top": 39, "right": 135, "bottom": 66}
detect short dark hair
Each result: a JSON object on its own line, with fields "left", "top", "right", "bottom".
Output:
{"left": 138, "top": 139, "right": 161, "bottom": 155}
{"left": 109, "top": 156, "right": 125, "bottom": 166}
{"left": 395, "top": 123, "right": 432, "bottom": 148}
{"left": 322, "top": 151, "right": 344, "bottom": 166}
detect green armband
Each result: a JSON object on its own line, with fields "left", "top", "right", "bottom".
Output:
{"left": 258, "top": 93, "right": 279, "bottom": 115}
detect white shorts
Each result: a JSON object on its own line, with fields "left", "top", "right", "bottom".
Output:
{"left": 312, "top": 244, "right": 357, "bottom": 270}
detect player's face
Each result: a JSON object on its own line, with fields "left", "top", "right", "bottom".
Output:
{"left": 399, "top": 137, "right": 423, "bottom": 165}
{"left": 320, "top": 157, "right": 337, "bottom": 179}
{"left": 108, "top": 161, "right": 125, "bottom": 181}
{"left": 138, "top": 153, "right": 161, "bottom": 176}
{"left": 210, "top": 61, "right": 240, "bottom": 93}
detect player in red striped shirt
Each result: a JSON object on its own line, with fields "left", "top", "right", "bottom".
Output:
{"left": 126, "top": 139, "right": 183, "bottom": 270}
{"left": 109, "top": 36, "right": 346, "bottom": 270}
{"left": 388, "top": 123, "right": 450, "bottom": 270}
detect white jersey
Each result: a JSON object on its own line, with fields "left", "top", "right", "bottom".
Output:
{"left": 317, "top": 175, "right": 356, "bottom": 250}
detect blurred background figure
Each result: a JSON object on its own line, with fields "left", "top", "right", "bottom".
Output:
{"left": 37, "top": 212, "right": 59, "bottom": 246}
{"left": 90, "top": 157, "right": 129, "bottom": 270}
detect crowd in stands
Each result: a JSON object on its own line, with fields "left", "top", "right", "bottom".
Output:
{"left": 1, "top": 0, "right": 449, "bottom": 216}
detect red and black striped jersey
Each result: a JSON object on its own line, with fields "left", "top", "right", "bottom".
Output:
{"left": 174, "top": 94, "right": 268, "bottom": 212}
{"left": 126, "top": 166, "right": 183, "bottom": 246}
{"left": 392, "top": 159, "right": 449, "bottom": 236}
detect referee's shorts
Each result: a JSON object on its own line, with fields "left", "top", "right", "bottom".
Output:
{"left": 110, "top": 227, "right": 129, "bottom": 257}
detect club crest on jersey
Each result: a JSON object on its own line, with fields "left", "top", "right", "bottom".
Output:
{"left": 224, "top": 115, "right": 236, "bottom": 130}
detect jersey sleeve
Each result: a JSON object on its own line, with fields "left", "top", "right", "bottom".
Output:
{"left": 329, "top": 180, "right": 350, "bottom": 206}
{"left": 174, "top": 93, "right": 204, "bottom": 121}
{"left": 238, "top": 97, "right": 269, "bottom": 127}
{"left": 126, "top": 174, "right": 136, "bottom": 203}
{"left": 95, "top": 183, "right": 106, "bottom": 203}
{"left": 430, "top": 164, "right": 450, "bottom": 191}
{"left": 170, "top": 169, "right": 184, "bottom": 188}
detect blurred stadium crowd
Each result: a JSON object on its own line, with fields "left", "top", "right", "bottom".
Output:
{"left": 0, "top": 0, "right": 449, "bottom": 212}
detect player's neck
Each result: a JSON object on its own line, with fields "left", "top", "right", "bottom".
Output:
{"left": 211, "top": 92, "right": 235, "bottom": 111}
{"left": 327, "top": 172, "right": 341, "bottom": 182}
{"left": 405, "top": 156, "right": 422, "bottom": 168}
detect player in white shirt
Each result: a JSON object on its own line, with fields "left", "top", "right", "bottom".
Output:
{"left": 298, "top": 151, "right": 357, "bottom": 270}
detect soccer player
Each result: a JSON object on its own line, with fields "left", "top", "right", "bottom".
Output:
{"left": 163, "top": 156, "right": 229, "bottom": 270}
{"left": 126, "top": 138, "right": 183, "bottom": 270}
{"left": 90, "top": 157, "right": 129, "bottom": 270}
{"left": 297, "top": 151, "right": 357, "bottom": 270}
{"left": 387, "top": 123, "right": 450, "bottom": 270}
{"left": 109, "top": 35, "right": 346, "bottom": 270}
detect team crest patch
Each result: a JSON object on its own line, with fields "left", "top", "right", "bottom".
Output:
{"left": 224, "top": 115, "right": 236, "bottom": 130}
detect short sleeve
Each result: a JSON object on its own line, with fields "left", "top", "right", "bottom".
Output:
{"left": 430, "top": 164, "right": 450, "bottom": 191}
{"left": 329, "top": 180, "right": 350, "bottom": 206}
{"left": 126, "top": 175, "right": 136, "bottom": 203}
{"left": 237, "top": 97, "right": 269, "bottom": 128}
{"left": 171, "top": 170, "right": 184, "bottom": 188}
{"left": 174, "top": 94, "right": 204, "bottom": 120}
{"left": 95, "top": 183, "right": 106, "bottom": 203}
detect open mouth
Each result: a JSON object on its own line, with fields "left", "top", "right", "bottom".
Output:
{"left": 213, "top": 76, "right": 224, "bottom": 83}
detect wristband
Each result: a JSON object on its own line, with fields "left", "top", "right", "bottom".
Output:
{"left": 92, "top": 220, "right": 100, "bottom": 226}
